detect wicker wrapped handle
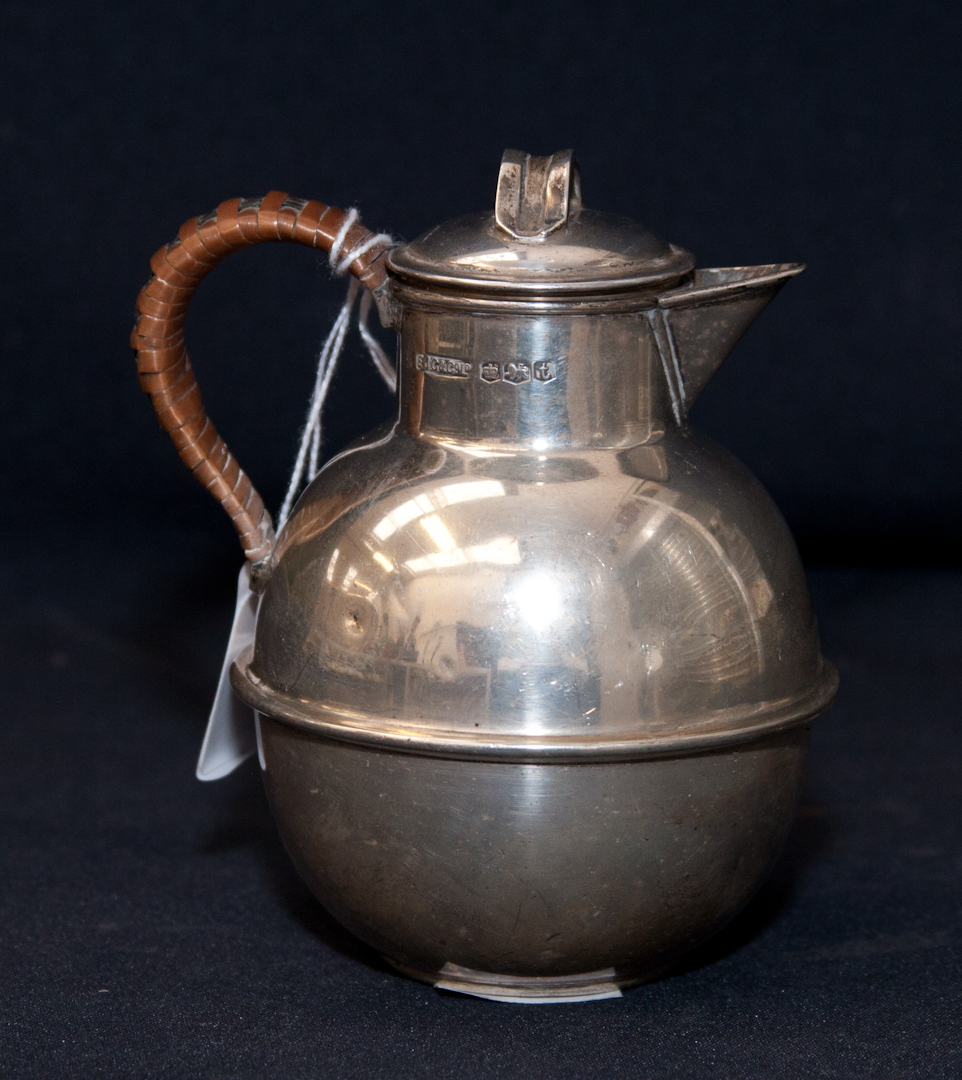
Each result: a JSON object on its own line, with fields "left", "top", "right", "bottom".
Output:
{"left": 131, "top": 191, "right": 392, "bottom": 567}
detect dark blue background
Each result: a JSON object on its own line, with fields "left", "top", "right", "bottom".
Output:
{"left": 2, "top": 3, "right": 961, "bottom": 1076}
{"left": 4, "top": 0, "right": 961, "bottom": 560}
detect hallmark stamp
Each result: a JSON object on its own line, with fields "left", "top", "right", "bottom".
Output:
{"left": 416, "top": 353, "right": 473, "bottom": 378}
{"left": 502, "top": 361, "right": 531, "bottom": 384}
{"left": 476, "top": 358, "right": 562, "bottom": 386}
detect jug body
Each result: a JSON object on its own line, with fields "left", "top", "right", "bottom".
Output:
{"left": 233, "top": 303, "right": 830, "bottom": 997}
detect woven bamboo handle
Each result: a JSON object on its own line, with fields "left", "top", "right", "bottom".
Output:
{"left": 131, "top": 191, "right": 392, "bottom": 567}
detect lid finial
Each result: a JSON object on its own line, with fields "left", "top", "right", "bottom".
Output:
{"left": 495, "top": 149, "right": 582, "bottom": 240}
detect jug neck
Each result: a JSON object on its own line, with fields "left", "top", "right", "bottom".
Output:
{"left": 397, "top": 310, "right": 677, "bottom": 451}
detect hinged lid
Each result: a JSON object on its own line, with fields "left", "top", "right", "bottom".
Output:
{"left": 387, "top": 149, "right": 694, "bottom": 296}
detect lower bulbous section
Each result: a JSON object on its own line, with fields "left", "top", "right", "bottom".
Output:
{"left": 259, "top": 716, "right": 809, "bottom": 990}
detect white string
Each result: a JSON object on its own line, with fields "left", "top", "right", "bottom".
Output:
{"left": 277, "top": 219, "right": 397, "bottom": 530}
{"left": 337, "top": 231, "right": 393, "bottom": 275}
{"left": 328, "top": 208, "right": 358, "bottom": 270}
{"left": 306, "top": 276, "right": 358, "bottom": 480}
{"left": 328, "top": 206, "right": 393, "bottom": 276}
{"left": 358, "top": 289, "right": 397, "bottom": 393}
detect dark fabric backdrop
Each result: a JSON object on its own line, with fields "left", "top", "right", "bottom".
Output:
{"left": 4, "top": 0, "right": 961, "bottom": 560}
{"left": 2, "top": 3, "right": 961, "bottom": 1078}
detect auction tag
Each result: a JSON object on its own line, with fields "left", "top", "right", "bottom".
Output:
{"left": 196, "top": 563, "right": 260, "bottom": 780}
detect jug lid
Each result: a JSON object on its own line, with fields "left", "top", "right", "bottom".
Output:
{"left": 387, "top": 149, "right": 695, "bottom": 297}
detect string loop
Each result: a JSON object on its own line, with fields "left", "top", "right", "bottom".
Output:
{"left": 277, "top": 244, "right": 397, "bottom": 529}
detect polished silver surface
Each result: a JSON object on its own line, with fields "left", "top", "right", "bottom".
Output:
{"left": 258, "top": 719, "right": 810, "bottom": 989}
{"left": 387, "top": 149, "right": 694, "bottom": 297}
{"left": 228, "top": 149, "right": 836, "bottom": 995}
{"left": 386, "top": 210, "right": 693, "bottom": 296}
{"left": 654, "top": 264, "right": 805, "bottom": 407}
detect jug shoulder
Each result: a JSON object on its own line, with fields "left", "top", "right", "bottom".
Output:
{"left": 251, "top": 428, "right": 826, "bottom": 748}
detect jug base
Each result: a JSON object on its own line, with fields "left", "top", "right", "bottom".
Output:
{"left": 386, "top": 958, "right": 668, "bottom": 1004}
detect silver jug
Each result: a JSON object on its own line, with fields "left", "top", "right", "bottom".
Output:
{"left": 132, "top": 150, "right": 837, "bottom": 1002}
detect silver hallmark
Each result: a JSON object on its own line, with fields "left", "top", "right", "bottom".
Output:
{"left": 502, "top": 361, "right": 531, "bottom": 384}
{"left": 416, "top": 353, "right": 473, "bottom": 378}
{"left": 478, "top": 359, "right": 557, "bottom": 386}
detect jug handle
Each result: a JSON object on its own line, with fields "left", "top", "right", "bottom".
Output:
{"left": 130, "top": 192, "right": 392, "bottom": 572}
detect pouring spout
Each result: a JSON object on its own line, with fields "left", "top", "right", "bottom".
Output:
{"left": 653, "top": 263, "right": 805, "bottom": 412}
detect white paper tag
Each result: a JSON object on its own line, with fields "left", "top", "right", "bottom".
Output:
{"left": 196, "top": 563, "right": 260, "bottom": 781}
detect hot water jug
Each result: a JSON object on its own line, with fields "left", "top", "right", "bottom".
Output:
{"left": 131, "top": 150, "right": 836, "bottom": 1001}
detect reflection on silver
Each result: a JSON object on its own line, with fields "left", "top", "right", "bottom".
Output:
{"left": 245, "top": 413, "right": 831, "bottom": 742}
